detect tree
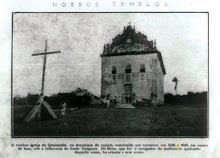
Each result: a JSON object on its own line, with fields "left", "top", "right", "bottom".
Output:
{"left": 172, "top": 77, "right": 179, "bottom": 95}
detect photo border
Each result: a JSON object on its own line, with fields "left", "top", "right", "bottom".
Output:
{"left": 11, "top": 12, "right": 209, "bottom": 138}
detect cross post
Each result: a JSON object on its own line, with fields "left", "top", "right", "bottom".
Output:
{"left": 32, "top": 40, "right": 61, "bottom": 96}
{"left": 24, "top": 40, "right": 61, "bottom": 123}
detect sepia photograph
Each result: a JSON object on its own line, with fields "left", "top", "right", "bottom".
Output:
{"left": 12, "top": 13, "right": 208, "bottom": 137}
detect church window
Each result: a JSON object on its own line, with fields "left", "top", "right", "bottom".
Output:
{"left": 140, "top": 64, "right": 145, "bottom": 73}
{"left": 125, "top": 64, "right": 132, "bottom": 73}
{"left": 140, "top": 74, "right": 145, "bottom": 80}
{"left": 126, "top": 74, "right": 131, "bottom": 82}
{"left": 112, "top": 66, "right": 117, "bottom": 74}
{"left": 112, "top": 74, "right": 117, "bottom": 84}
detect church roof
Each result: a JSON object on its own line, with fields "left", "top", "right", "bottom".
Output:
{"left": 101, "top": 24, "right": 166, "bottom": 75}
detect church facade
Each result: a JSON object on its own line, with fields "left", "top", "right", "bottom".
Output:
{"left": 100, "top": 24, "right": 166, "bottom": 105}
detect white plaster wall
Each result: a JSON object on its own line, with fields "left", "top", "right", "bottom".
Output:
{"left": 101, "top": 53, "right": 165, "bottom": 105}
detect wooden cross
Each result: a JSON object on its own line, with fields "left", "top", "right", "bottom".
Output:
{"left": 24, "top": 40, "right": 61, "bottom": 123}
{"left": 32, "top": 40, "right": 61, "bottom": 96}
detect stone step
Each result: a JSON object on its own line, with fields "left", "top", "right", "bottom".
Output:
{"left": 115, "top": 104, "right": 135, "bottom": 109}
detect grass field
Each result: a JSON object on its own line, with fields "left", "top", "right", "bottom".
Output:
{"left": 13, "top": 106, "right": 208, "bottom": 137}
{"left": 147, "top": 107, "right": 207, "bottom": 136}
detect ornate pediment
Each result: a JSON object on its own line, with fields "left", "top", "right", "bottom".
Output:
{"left": 112, "top": 43, "right": 152, "bottom": 53}
{"left": 103, "top": 24, "right": 156, "bottom": 54}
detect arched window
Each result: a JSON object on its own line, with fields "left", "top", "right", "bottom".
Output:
{"left": 125, "top": 64, "right": 132, "bottom": 73}
{"left": 112, "top": 66, "right": 117, "bottom": 74}
{"left": 140, "top": 64, "right": 145, "bottom": 73}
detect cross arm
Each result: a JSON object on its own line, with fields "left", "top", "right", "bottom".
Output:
{"left": 32, "top": 51, "right": 61, "bottom": 56}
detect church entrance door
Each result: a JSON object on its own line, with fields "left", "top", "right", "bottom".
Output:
{"left": 124, "top": 84, "right": 132, "bottom": 104}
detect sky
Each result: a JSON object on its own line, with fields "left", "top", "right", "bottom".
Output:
{"left": 13, "top": 13, "right": 208, "bottom": 97}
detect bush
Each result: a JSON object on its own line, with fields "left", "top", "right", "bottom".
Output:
{"left": 164, "top": 91, "right": 207, "bottom": 107}
{"left": 14, "top": 88, "right": 98, "bottom": 110}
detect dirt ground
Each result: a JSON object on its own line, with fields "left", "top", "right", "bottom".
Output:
{"left": 13, "top": 106, "right": 208, "bottom": 137}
